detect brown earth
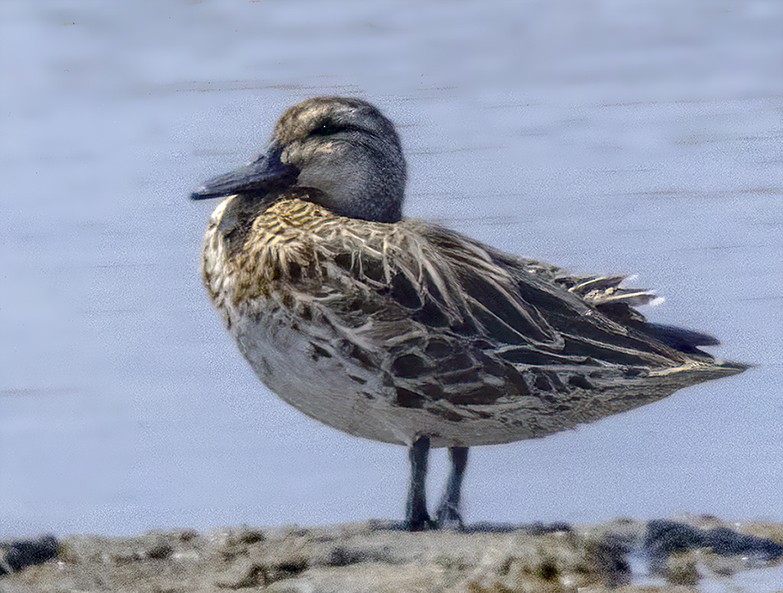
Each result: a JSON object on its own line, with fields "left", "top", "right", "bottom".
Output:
{"left": 2, "top": 518, "right": 782, "bottom": 593}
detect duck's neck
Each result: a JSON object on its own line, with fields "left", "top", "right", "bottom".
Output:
{"left": 294, "top": 158, "right": 406, "bottom": 223}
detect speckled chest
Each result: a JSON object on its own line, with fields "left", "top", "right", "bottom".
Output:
{"left": 200, "top": 197, "right": 415, "bottom": 444}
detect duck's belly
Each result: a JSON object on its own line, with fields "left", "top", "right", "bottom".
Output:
{"left": 226, "top": 305, "right": 554, "bottom": 448}
{"left": 228, "top": 305, "right": 502, "bottom": 447}
{"left": 225, "top": 304, "right": 687, "bottom": 448}
{"left": 229, "top": 306, "right": 407, "bottom": 444}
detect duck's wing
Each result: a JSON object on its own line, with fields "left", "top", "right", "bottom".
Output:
{"left": 303, "top": 219, "right": 700, "bottom": 365}
{"left": 262, "top": 210, "right": 743, "bottom": 421}
{"left": 484, "top": 246, "right": 721, "bottom": 353}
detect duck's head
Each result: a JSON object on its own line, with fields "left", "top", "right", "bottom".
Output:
{"left": 191, "top": 97, "right": 406, "bottom": 223}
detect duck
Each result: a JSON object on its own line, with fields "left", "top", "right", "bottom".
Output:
{"left": 191, "top": 96, "right": 747, "bottom": 531}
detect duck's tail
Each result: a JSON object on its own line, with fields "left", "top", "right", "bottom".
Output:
{"left": 642, "top": 322, "right": 719, "bottom": 356}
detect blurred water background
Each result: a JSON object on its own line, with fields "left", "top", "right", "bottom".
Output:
{"left": 1, "top": 0, "right": 781, "bottom": 538}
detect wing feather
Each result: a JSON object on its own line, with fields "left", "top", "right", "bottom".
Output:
{"left": 248, "top": 203, "right": 722, "bottom": 416}
{"left": 305, "top": 218, "right": 698, "bottom": 362}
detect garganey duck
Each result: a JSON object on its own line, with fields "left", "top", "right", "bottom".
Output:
{"left": 191, "top": 97, "right": 747, "bottom": 530}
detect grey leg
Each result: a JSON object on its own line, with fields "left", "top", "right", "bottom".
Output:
{"left": 405, "top": 436, "right": 433, "bottom": 531}
{"left": 436, "top": 446, "right": 469, "bottom": 529}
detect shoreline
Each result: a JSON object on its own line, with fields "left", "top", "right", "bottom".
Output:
{"left": 2, "top": 517, "right": 782, "bottom": 592}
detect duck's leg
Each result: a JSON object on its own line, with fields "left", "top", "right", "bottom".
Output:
{"left": 405, "top": 436, "right": 433, "bottom": 531}
{"left": 435, "top": 446, "right": 469, "bottom": 529}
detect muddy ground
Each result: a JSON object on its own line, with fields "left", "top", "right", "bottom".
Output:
{"left": 2, "top": 517, "right": 783, "bottom": 593}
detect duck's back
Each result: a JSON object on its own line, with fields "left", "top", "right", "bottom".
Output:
{"left": 201, "top": 195, "right": 746, "bottom": 447}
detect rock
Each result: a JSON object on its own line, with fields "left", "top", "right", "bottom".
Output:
{"left": 665, "top": 553, "right": 699, "bottom": 586}
{"left": 645, "top": 519, "right": 783, "bottom": 562}
{"left": 0, "top": 536, "right": 59, "bottom": 575}
{"left": 214, "top": 558, "right": 268, "bottom": 589}
{"left": 459, "top": 531, "right": 630, "bottom": 592}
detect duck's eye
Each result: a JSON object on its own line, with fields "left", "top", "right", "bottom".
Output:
{"left": 309, "top": 121, "right": 345, "bottom": 137}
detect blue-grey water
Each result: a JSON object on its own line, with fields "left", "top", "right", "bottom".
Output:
{"left": 1, "top": 0, "right": 781, "bottom": 539}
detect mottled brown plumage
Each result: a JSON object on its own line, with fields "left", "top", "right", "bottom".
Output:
{"left": 192, "top": 97, "right": 746, "bottom": 529}
{"left": 201, "top": 193, "right": 744, "bottom": 446}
